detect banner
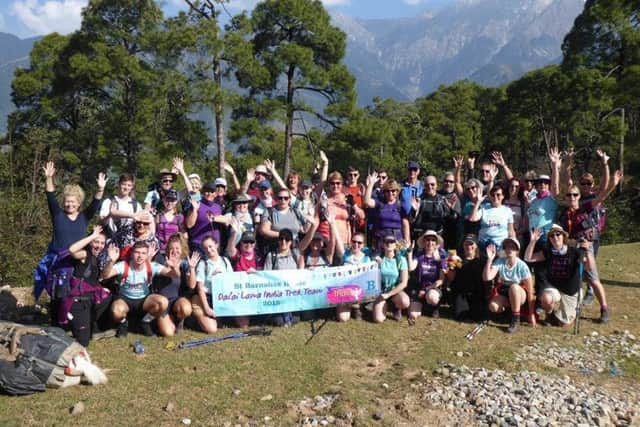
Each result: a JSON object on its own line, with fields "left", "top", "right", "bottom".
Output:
{"left": 210, "top": 262, "right": 381, "bottom": 316}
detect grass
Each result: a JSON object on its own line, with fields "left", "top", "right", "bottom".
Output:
{"left": 1, "top": 243, "right": 639, "bottom": 426}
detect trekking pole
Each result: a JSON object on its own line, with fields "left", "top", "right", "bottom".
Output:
{"left": 178, "top": 328, "right": 272, "bottom": 350}
{"left": 574, "top": 256, "right": 585, "bottom": 335}
{"left": 305, "top": 318, "right": 328, "bottom": 345}
{"left": 465, "top": 321, "right": 488, "bottom": 340}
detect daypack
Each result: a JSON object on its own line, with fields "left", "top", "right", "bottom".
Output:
{"left": 0, "top": 322, "right": 107, "bottom": 396}
{"left": 268, "top": 248, "right": 300, "bottom": 270}
{"left": 122, "top": 261, "right": 153, "bottom": 286}
{"left": 104, "top": 196, "right": 139, "bottom": 242}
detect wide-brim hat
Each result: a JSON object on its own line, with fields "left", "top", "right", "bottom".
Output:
{"left": 158, "top": 168, "right": 178, "bottom": 181}
{"left": 255, "top": 165, "right": 269, "bottom": 175}
{"left": 535, "top": 174, "right": 551, "bottom": 183}
{"left": 547, "top": 224, "right": 568, "bottom": 239}
{"left": 417, "top": 230, "right": 443, "bottom": 248}
{"left": 232, "top": 194, "right": 253, "bottom": 204}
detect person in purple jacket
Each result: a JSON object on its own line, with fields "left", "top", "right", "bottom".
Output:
{"left": 185, "top": 181, "right": 225, "bottom": 255}
{"left": 34, "top": 161, "right": 107, "bottom": 301}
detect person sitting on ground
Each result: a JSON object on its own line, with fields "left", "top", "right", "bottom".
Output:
{"left": 64, "top": 225, "right": 113, "bottom": 346}
{"left": 483, "top": 238, "right": 536, "bottom": 333}
{"left": 407, "top": 230, "right": 447, "bottom": 321}
{"left": 189, "top": 235, "right": 233, "bottom": 334}
{"left": 524, "top": 225, "right": 593, "bottom": 326}
{"left": 263, "top": 228, "right": 304, "bottom": 327}
{"left": 446, "top": 234, "right": 487, "bottom": 321}
{"left": 226, "top": 230, "right": 264, "bottom": 329}
{"left": 101, "top": 241, "right": 179, "bottom": 337}
{"left": 372, "top": 234, "right": 411, "bottom": 323}
{"left": 334, "top": 231, "right": 372, "bottom": 322}
{"left": 153, "top": 234, "right": 200, "bottom": 336}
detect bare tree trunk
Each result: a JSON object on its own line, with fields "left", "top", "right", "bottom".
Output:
{"left": 283, "top": 65, "right": 295, "bottom": 177}
{"left": 213, "top": 56, "right": 225, "bottom": 176}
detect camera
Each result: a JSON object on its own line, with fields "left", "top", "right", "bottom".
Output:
{"left": 345, "top": 194, "right": 355, "bottom": 206}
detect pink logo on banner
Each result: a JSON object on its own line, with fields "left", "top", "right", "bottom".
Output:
{"left": 326, "top": 285, "right": 363, "bottom": 304}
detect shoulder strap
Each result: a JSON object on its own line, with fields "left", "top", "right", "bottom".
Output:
{"left": 122, "top": 262, "right": 130, "bottom": 283}
{"left": 146, "top": 261, "right": 152, "bottom": 283}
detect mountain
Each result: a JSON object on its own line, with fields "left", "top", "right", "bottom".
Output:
{"left": 0, "top": 33, "right": 40, "bottom": 133}
{"left": 0, "top": 0, "right": 584, "bottom": 133}
{"left": 332, "top": 0, "right": 584, "bottom": 103}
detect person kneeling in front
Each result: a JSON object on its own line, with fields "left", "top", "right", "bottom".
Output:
{"left": 483, "top": 238, "right": 536, "bottom": 333}
{"left": 101, "top": 241, "right": 180, "bottom": 337}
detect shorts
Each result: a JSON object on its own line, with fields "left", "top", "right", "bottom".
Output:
{"left": 409, "top": 285, "right": 442, "bottom": 303}
{"left": 544, "top": 287, "right": 579, "bottom": 324}
{"left": 115, "top": 295, "right": 148, "bottom": 314}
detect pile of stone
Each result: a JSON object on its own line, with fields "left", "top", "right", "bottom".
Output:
{"left": 422, "top": 364, "right": 638, "bottom": 426}
{"left": 286, "top": 394, "right": 351, "bottom": 426}
{"left": 515, "top": 330, "right": 639, "bottom": 374}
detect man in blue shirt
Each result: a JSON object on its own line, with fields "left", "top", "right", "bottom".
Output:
{"left": 400, "top": 160, "right": 424, "bottom": 217}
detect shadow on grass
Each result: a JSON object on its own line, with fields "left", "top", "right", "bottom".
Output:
{"left": 601, "top": 279, "right": 640, "bottom": 289}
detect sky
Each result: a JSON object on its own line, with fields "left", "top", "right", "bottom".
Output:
{"left": 0, "top": 0, "right": 452, "bottom": 39}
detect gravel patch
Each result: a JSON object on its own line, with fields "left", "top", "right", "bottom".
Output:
{"left": 421, "top": 364, "right": 639, "bottom": 426}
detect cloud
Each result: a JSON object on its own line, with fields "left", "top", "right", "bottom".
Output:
{"left": 11, "top": 0, "right": 85, "bottom": 36}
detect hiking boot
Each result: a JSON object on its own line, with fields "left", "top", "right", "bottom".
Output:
{"left": 600, "top": 308, "right": 610, "bottom": 324}
{"left": 92, "top": 329, "right": 116, "bottom": 341}
{"left": 393, "top": 309, "right": 403, "bottom": 321}
{"left": 582, "top": 287, "right": 595, "bottom": 306}
{"left": 116, "top": 320, "right": 128, "bottom": 338}
{"left": 507, "top": 318, "right": 520, "bottom": 334}
{"left": 352, "top": 307, "right": 363, "bottom": 321}
{"left": 140, "top": 320, "right": 154, "bottom": 337}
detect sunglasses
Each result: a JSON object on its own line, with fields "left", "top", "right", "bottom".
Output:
{"left": 216, "top": 185, "right": 226, "bottom": 188}
{"left": 566, "top": 193, "right": 580, "bottom": 198}
{"left": 330, "top": 182, "right": 342, "bottom": 186}
{"left": 444, "top": 180, "right": 455, "bottom": 184}
{"left": 135, "top": 222, "right": 148, "bottom": 227}
{"left": 580, "top": 182, "right": 593, "bottom": 186}
{"left": 424, "top": 238, "right": 437, "bottom": 243}
{"left": 161, "top": 179, "right": 174, "bottom": 183}
{"left": 491, "top": 193, "right": 504, "bottom": 197}
{"left": 383, "top": 240, "right": 396, "bottom": 244}
{"left": 351, "top": 240, "right": 364, "bottom": 245}
{"left": 549, "top": 232, "right": 563, "bottom": 238}
{"left": 278, "top": 236, "right": 292, "bottom": 242}
{"left": 481, "top": 169, "right": 491, "bottom": 173}
{"left": 349, "top": 173, "right": 358, "bottom": 176}
{"left": 277, "top": 196, "right": 290, "bottom": 201}
{"left": 379, "top": 175, "right": 388, "bottom": 180}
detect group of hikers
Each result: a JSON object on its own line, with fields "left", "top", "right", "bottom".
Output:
{"left": 33, "top": 147, "right": 622, "bottom": 346}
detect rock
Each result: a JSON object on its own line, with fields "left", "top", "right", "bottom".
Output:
{"left": 233, "top": 389, "right": 241, "bottom": 396}
{"left": 260, "top": 394, "right": 273, "bottom": 401}
{"left": 181, "top": 419, "right": 191, "bottom": 426}
{"left": 263, "top": 416, "right": 271, "bottom": 422}
{"left": 367, "top": 359, "right": 380, "bottom": 367}
{"left": 70, "top": 402, "right": 84, "bottom": 416}
{"left": 373, "top": 412, "right": 384, "bottom": 421}
{"left": 163, "top": 401, "right": 175, "bottom": 413}
{"left": 381, "top": 383, "right": 389, "bottom": 390}
{"left": 456, "top": 351, "right": 464, "bottom": 357}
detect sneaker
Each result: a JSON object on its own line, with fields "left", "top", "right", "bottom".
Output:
{"left": 507, "top": 318, "right": 520, "bottom": 334}
{"left": 582, "top": 288, "right": 595, "bottom": 306}
{"left": 116, "top": 320, "right": 128, "bottom": 338}
{"left": 140, "top": 320, "right": 154, "bottom": 337}
{"left": 600, "top": 308, "right": 610, "bottom": 324}
{"left": 393, "top": 309, "right": 403, "bottom": 321}
{"left": 91, "top": 329, "right": 116, "bottom": 341}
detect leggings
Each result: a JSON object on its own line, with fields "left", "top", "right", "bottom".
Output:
{"left": 67, "top": 295, "right": 112, "bottom": 347}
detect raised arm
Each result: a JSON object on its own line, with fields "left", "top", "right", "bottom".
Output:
{"left": 173, "top": 158, "right": 193, "bottom": 194}
{"left": 223, "top": 161, "right": 242, "bottom": 193}
{"left": 548, "top": 147, "right": 561, "bottom": 197}
{"left": 453, "top": 155, "right": 464, "bottom": 197}
{"left": 595, "top": 149, "right": 610, "bottom": 197}
{"left": 298, "top": 215, "right": 320, "bottom": 253}
{"left": 185, "top": 199, "right": 200, "bottom": 229}
{"left": 561, "top": 148, "right": 575, "bottom": 189}
{"left": 468, "top": 195, "right": 485, "bottom": 222}
{"left": 593, "top": 170, "right": 623, "bottom": 206}
{"left": 313, "top": 150, "right": 329, "bottom": 200}
{"left": 523, "top": 228, "right": 545, "bottom": 263}
{"left": 43, "top": 161, "right": 56, "bottom": 193}
{"left": 242, "top": 168, "right": 255, "bottom": 195}
{"left": 491, "top": 151, "right": 514, "bottom": 181}
{"left": 186, "top": 252, "right": 200, "bottom": 290}
{"left": 100, "top": 243, "right": 121, "bottom": 281}
{"left": 363, "top": 171, "right": 378, "bottom": 209}
{"left": 69, "top": 225, "right": 104, "bottom": 260}
{"left": 264, "top": 159, "right": 287, "bottom": 190}
{"left": 482, "top": 244, "right": 499, "bottom": 281}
